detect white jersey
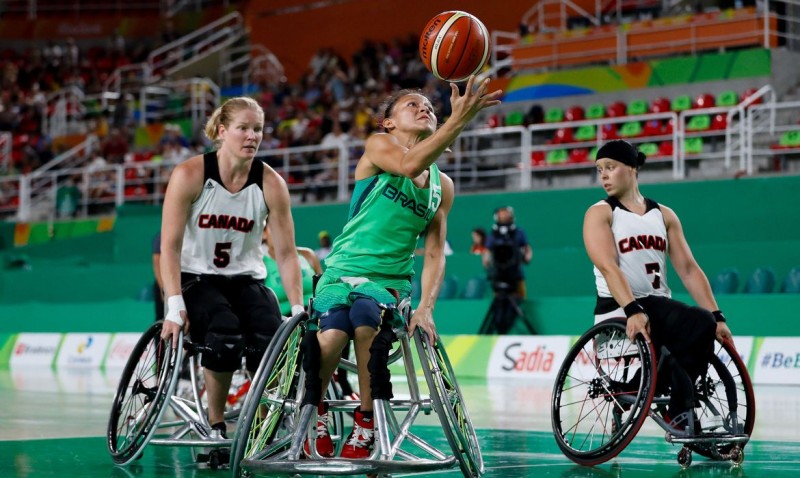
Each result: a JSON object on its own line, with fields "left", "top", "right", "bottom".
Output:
{"left": 181, "top": 152, "right": 268, "bottom": 279}
{"left": 593, "top": 197, "right": 670, "bottom": 320}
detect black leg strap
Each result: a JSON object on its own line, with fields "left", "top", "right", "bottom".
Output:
{"left": 368, "top": 324, "right": 396, "bottom": 400}
{"left": 301, "top": 328, "right": 322, "bottom": 407}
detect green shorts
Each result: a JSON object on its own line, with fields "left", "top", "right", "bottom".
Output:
{"left": 311, "top": 268, "right": 412, "bottom": 324}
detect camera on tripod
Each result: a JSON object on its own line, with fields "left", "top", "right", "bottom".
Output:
{"left": 487, "top": 227, "right": 523, "bottom": 294}
{"left": 478, "top": 207, "right": 536, "bottom": 335}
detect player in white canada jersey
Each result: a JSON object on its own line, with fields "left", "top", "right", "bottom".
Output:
{"left": 160, "top": 96, "right": 305, "bottom": 440}
{"left": 593, "top": 195, "right": 671, "bottom": 320}
{"left": 583, "top": 140, "right": 733, "bottom": 433}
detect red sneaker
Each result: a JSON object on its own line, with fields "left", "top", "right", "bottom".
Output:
{"left": 340, "top": 407, "right": 375, "bottom": 459}
{"left": 303, "top": 405, "right": 334, "bottom": 458}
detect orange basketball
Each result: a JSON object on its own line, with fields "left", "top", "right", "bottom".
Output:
{"left": 419, "top": 11, "right": 491, "bottom": 82}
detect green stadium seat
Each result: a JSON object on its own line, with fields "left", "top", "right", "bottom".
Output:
{"left": 638, "top": 142, "right": 659, "bottom": 157}
{"left": 744, "top": 267, "right": 776, "bottom": 294}
{"left": 505, "top": 111, "right": 525, "bottom": 126}
{"left": 546, "top": 149, "right": 568, "bottom": 164}
{"left": 671, "top": 95, "right": 692, "bottom": 112}
{"left": 589, "top": 146, "right": 599, "bottom": 161}
{"left": 684, "top": 137, "right": 704, "bottom": 154}
{"left": 586, "top": 103, "right": 605, "bottom": 119}
{"left": 778, "top": 131, "right": 800, "bottom": 148}
{"left": 781, "top": 266, "right": 800, "bottom": 293}
{"left": 574, "top": 125, "right": 597, "bottom": 142}
{"left": 627, "top": 99, "right": 648, "bottom": 116}
{"left": 438, "top": 275, "right": 459, "bottom": 299}
{"left": 461, "top": 276, "right": 488, "bottom": 299}
{"left": 545, "top": 107, "right": 564, "bottom": 123}
{"left": 711, "top": 268, "right": 739, "bottom": 294}
{"left": 716, "top": 90, "right": 739, "bottom": 107}
{"left": 686, "top": 115, "right": 711, "bottom": 132}
{"left": 619, "top": 121, "right": 642, "bottom": 138}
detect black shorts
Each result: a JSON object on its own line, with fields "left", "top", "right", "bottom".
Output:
{"left": 181, "top": 273, "right": 282, "bottom": 372}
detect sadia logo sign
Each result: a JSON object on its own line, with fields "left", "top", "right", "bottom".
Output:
{"left": 56, "top": 333, "right": 111, "bottom": 369}
{"left": 487, "top": 336, "right": 570, "bottom": 379}
{"left": 10, "top": 333, "right": 62, "bottom": 367}
{"left": 105, "top": 333, "right": 140, "bottom": 368}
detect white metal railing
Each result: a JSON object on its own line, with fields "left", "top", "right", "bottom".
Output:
{"left": 42, "top": 86, "right": 87, "bottom": 138}
{"left": 490, "top": 6, "right": 778, "bottom": 77}
{"left": 147, "top": 11, "right": 244, "bottom": 81}
{"left": 138, "top": 78, "right": 220, "bottom": 132}
{"left": 5, "top": 98, "right": 800, "bottom": 220}
{"left": 0, "top": 132, "right": 11, "bottom": 174}
{"left": 521, "top": 0, "right": 603, "bottom": 33}
{"left": 746, "top": 99, "right": 800, "bottom": 173}
{"left": 725, "top": 85, "right": 775, "bottom": 173}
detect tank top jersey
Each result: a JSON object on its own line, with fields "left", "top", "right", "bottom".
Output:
{"left": 180, "top": 152, "right": 268, "bottom": 279}
{"left": 594, "top": 197, "right": 671, "bottom": 301}
{"left": 263, "top": 251, "right": 315, "bottom": 315}
{"left": 324, "top": 164, "right": 442, "bottom": 278}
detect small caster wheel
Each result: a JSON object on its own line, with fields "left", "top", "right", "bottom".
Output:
{"left": 730, "top": 446, "right": 744, "bottom": 465}
{"left": 678, "top": 447, "right": 693, "bottom": 468}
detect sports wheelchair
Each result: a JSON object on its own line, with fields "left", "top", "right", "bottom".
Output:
{"left": 106, "top": 320, "right": 256, "bottom": 469}
{"left": 230, "top": 295, "right": 484, "bottom": 477}
{"left": 551, "top": 319, "right": 755, "bottom": 468}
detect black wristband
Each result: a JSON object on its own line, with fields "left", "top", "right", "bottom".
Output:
{"left": 712, "top": 310, "right": 726, "bottom": 323}
{"left": 623, "top": 300, "right": 646, "bottom": 318}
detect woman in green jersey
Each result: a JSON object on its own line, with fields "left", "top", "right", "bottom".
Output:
{"left": 305, "top": 76, "right": 502, "bottom": 459}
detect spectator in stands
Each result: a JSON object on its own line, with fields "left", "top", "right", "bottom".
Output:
{"left": 314, "top": 230, "right": 332, "bottom": 261}
{"left": 55, "top": 175, "right": 81, "bottom": 218}
{"left": 470, "top": 227, "right": 488, "bottom": 255}
{"left": 101, "top": 127, "right": 129, "bottom": 164}
{"left": 304, "top": 77, "right": 501, "bottom": 459}
{"left": 585, "top": 140, "right": 733, "bottom": 432}
{"left": 159, "top": 96, "right": 304, "bottom": 440}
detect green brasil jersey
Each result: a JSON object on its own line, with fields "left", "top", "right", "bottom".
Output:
{"left": 324, "top": 164, "right": 442, "bottom": 278}
{"left": 264, "top": 252, "right": 315, "bottom": 315}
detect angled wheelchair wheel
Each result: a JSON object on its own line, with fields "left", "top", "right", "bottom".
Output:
{"left": 551, "top": 319, "right": 657, "bottom": 466}
{"left": 689, "top": 338, "right": 756, "bottom": 459}
{"left": 417, "top": 332, "right": 484, "bottom": 477}
{"left": 107, "top": 321, "right": 183, "bottom": 465}
{"left": 230, "top": 313, "right": 305, "bottom": 477}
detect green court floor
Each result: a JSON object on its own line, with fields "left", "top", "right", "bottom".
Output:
{"left": 3, "top": 428, "right": 799, "bottom": 477}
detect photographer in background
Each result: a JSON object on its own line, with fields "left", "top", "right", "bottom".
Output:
{"left": 480, "top": 206, "right": 534, "bottom": 334}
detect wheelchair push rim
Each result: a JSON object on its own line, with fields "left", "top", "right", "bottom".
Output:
{"left": 417, "top": 332, "right": 485, "bottom": 477}
{"left": 551, "top": 319, "right": 657, "bottom": 466}
{"left": 106, "top": 321, "right": 183, "bottom": 465}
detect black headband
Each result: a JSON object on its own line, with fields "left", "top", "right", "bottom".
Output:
{"left": 595, "top": 140, "right": 646, "bottom": 168}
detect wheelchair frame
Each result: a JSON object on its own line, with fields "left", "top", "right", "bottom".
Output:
{"left": 230, "top": 297, "right": 485, "bottom": 477}
{"left": 551, "top": 319, "right": 755, "bottom": 468}
{"left": 106, "top": 321, "right": 247, "bottom": 468}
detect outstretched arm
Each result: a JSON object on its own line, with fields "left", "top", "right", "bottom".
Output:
{"left": 361, "top": 76, "right": 502, "bottom": 179}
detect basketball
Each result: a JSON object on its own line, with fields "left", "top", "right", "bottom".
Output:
{"left": 419, "top": 11, "right": 491, "bottom": 82}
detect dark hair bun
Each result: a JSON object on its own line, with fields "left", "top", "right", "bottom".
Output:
{"left": 637, "top": 151, "right": 646, "bottom": 167}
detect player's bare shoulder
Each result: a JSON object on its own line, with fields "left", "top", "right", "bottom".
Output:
{"left": 169, "top": 154, "right": 205, "bottom": 194}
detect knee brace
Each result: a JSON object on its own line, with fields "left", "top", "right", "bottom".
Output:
{"left": 202, "top": 332, "right": 245, "bottom": 372}
{"left": 368, "top": 325, "right": 397, "bottom": 400}
{"left": 244, "top": 333, "right": 272, "bottom": 373}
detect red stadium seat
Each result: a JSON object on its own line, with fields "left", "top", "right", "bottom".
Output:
{"left": 531, "top": 151, "right": 545, "bottom": 166}
{"left": 642, "top": 119, "right": 663, "bottom": 137}
{"left": 694, "top": 93, "right": 715, "bottom": 109}
{"left": 741, "top": 88, "right": 762, "bottom": 105}
{"left": 606, "top": 101, "right": 627, "bottom": 118}
{"left": 711, "top": 114, "right": 727, "bottom": 130}
{"left": 649, "top": 97, "right": 671, "bottom": 113}
{"left": 565, "top": 105, "right": 585, "bottom": 122}
{"left": 658, "top": 141, "right": 674, "bottom": 156}
{"left": 551, "top": 128, "right": 574, "bottom": 144}
{"left": 568, "top": 148, "right": 589, "bottom": 163}
{"left": 601, "top": 123, "right": 618, "bottom": 140}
